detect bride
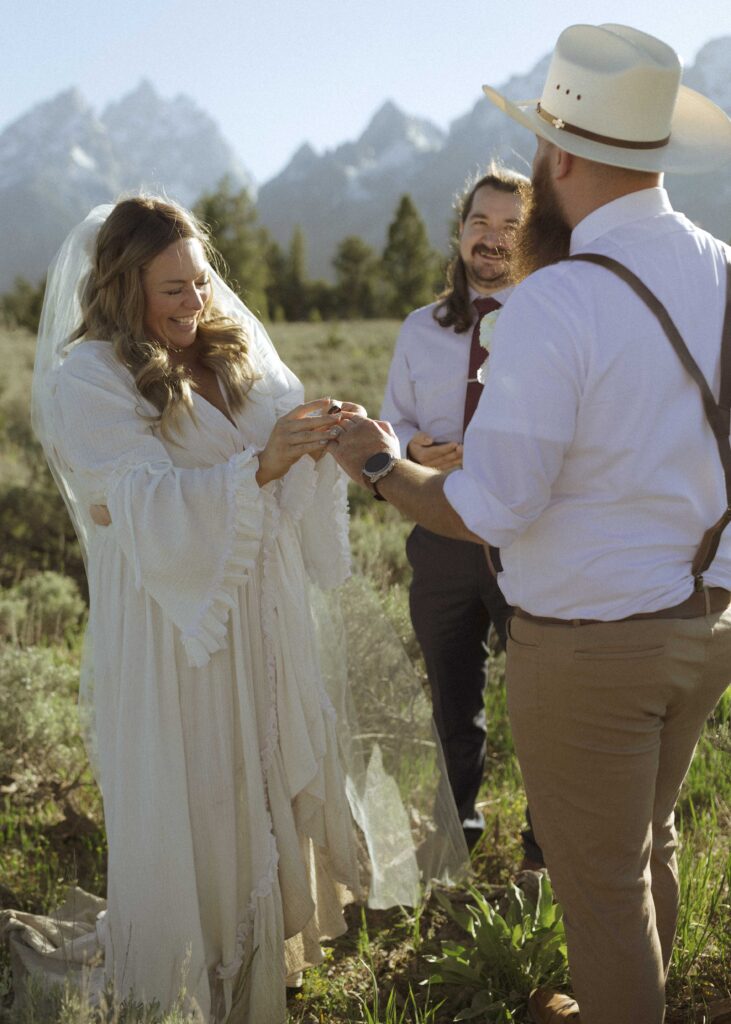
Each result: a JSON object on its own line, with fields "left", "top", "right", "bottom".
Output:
{"left": 31, "top": 196, "right": 466, "bottom": 1023}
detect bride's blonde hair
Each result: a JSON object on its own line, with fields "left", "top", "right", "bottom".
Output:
{"left": 72, "top": 195, "right": 257, "bottom": 436}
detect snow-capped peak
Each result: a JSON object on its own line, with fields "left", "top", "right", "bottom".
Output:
{"left": 359, "top": 100, "right": 444, "bottom": 156}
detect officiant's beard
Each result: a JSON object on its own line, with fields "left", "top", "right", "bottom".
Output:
{"left": 510, "top": 154, "right": 572, "bottom": 283}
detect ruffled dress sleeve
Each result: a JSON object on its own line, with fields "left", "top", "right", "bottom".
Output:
{"left": 246, "top": 312, "right": 352, "bottom": 591}
{"left": 52, "top": 342, "right": 268, "bottom": 669}
{"left": 306, "top": 453, "right": 351, "bottom": 588}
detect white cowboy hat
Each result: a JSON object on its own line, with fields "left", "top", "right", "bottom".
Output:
{"left": 482, "top": 23, "right": 731, "bottom": 174}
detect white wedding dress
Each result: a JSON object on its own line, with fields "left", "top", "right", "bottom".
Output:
{"left": 49, "top": 320, "right": 362, "bottom": 1023}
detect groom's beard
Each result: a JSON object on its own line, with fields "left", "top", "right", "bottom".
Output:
{"left": 510, "top": 155, "right": 572, "bottom": 283}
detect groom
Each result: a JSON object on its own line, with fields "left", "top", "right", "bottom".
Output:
{"left": 331, "top": 23, "right": 731, "bottom": 1024}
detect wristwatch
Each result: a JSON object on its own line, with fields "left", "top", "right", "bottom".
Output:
{"left": 362, "top": 451, "right": 398, "bottom": 501}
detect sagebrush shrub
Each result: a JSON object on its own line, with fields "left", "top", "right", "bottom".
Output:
{"left": 0, "top": 645, "right": 83, "bottom": 793}
{"left": 0, "top": 591, "right": 28, "bottom": 642}
{"left": 0, "top": 482, "right": 85, "bottom": 592}
{"left": 9, "top": 571, "right": 86, "bottom": 645}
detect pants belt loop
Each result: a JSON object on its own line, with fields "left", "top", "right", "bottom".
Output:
{"left": 704, "top": 586, "right": 712, "bottom": 615}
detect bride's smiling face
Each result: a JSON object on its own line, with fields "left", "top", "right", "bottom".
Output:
{"left": 142, "top": 238, "right": 212, "bottom": 350}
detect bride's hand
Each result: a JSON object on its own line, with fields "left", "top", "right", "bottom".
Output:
{"left": 338, "top": 400, "right": 367, "bottom": 419}
{"left": 256, "top": 399, "right": 342, "bottom": 485}
{"left": 310, "top": 401, "right": 368, "bottom": 461}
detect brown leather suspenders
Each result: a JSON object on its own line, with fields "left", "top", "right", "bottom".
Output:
{"left": 569, "top": 252, "right": 731, "bottom": 591}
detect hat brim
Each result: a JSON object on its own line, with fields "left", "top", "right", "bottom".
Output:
{"left": 482, "top": 83, "right": 731, "bottom": 174}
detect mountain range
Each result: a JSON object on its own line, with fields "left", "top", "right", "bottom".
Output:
{"left": 0, "top": 82, "right": 253, "bottom": 292}
{"left": 2, "top": 39, "right": 731, "bottom": 291}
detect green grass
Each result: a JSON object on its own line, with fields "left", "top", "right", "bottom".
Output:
{"left": 0, "top": 322, "right": 729, "bottom": 1022}
{"left": 270, "top": 319, "right": 400, "bottom": 418}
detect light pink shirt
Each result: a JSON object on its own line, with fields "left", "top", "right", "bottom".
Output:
{"left": 380, "top": 287, "right": 513, "bottom": 455}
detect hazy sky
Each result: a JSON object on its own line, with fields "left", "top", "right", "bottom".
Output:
{"left": 6, "top": 0, "right": 731, "bottom": 183}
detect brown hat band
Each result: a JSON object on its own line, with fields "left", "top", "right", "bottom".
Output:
{"left": 537, "top": 103, "right": 671, "bottom": 150}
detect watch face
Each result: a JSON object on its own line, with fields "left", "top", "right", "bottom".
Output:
{"left": 364, "top": 451, "right": 392, "bottom": 474}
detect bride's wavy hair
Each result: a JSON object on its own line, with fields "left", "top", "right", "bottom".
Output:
{"left": 72, "top": 195, "right": 257, "bottom": 436}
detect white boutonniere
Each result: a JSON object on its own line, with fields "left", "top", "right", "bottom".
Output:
{"left": 477, "top": 309, "right": 501, "bottom": 384}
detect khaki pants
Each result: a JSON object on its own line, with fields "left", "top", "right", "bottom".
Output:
{"left": 506, "top": 609, "right": 731, "bottom": 1024}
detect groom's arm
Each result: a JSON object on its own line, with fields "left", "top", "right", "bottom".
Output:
{"left": 370, "top": 458, "right": 481, "bottom": 542}
{"left": 331, "top": 417, "right": 482, "bottom": 543}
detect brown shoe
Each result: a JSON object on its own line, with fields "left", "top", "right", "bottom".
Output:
{"left": 528, "top": 987, "right": 581, "bottom": 1023}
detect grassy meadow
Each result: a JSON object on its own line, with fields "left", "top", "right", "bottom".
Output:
{"left": 0, "top": 321, "right": 729, "bottom": 1023}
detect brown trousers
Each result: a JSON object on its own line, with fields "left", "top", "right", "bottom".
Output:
{"left": 506, "top": 609, "right": 731, "bottom": 1024}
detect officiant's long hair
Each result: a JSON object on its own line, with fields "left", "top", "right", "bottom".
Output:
{"left": 434, "top": 165, "right": 528, "bottom": 334}
{"left": 71, "top": 195, "right": 258, "bottom": 436}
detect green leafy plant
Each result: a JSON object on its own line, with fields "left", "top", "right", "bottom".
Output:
{"left": 427, "top": 875, "right": 569, "bottom": 1021}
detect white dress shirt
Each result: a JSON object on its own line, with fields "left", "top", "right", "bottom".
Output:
{"left": 380, "top": 287, "right": 513, "bottom": 455}
{"left": 444, "top": 187, "right": 731, "bottom": 618}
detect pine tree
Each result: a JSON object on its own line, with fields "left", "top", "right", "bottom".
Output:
{"left": 332, "top": 236, "right": 379, "bottom": 318}
{"left": 194, "top": 176, "right": 269, "bottom": 317}
{"left": 279, "top": 227, "right": 309, "bottom": 321}
{"left": 265, "top": 233, "right": 336, "bottom": 321}
{"left": 306, "top": 280, "right": 336, "bottom": 322}
{"left": 381, "top": 195, "right": 438, "bottom": 318}
{"left": 263, "top": 239, "right": 287, "bottom": 321}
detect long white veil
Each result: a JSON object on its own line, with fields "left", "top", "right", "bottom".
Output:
{"left": 32, "top": 203, "right": 468, "bottom": 912}
{"left": 31, "top": 205, "right": 113, "bottom": 571}
{"left": 314, "top": 579, "right": 469, "bottom": 902}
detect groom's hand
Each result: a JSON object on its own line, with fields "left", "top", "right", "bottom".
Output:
{"left": 332, "top": 416, "right": 481, "bottom": 543}
{"left": 330, "top": 416, "right": 400, "bottom": 486}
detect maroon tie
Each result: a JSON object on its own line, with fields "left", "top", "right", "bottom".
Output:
{"left": 463, "top": 296, "right": 502, "bottom": 431}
